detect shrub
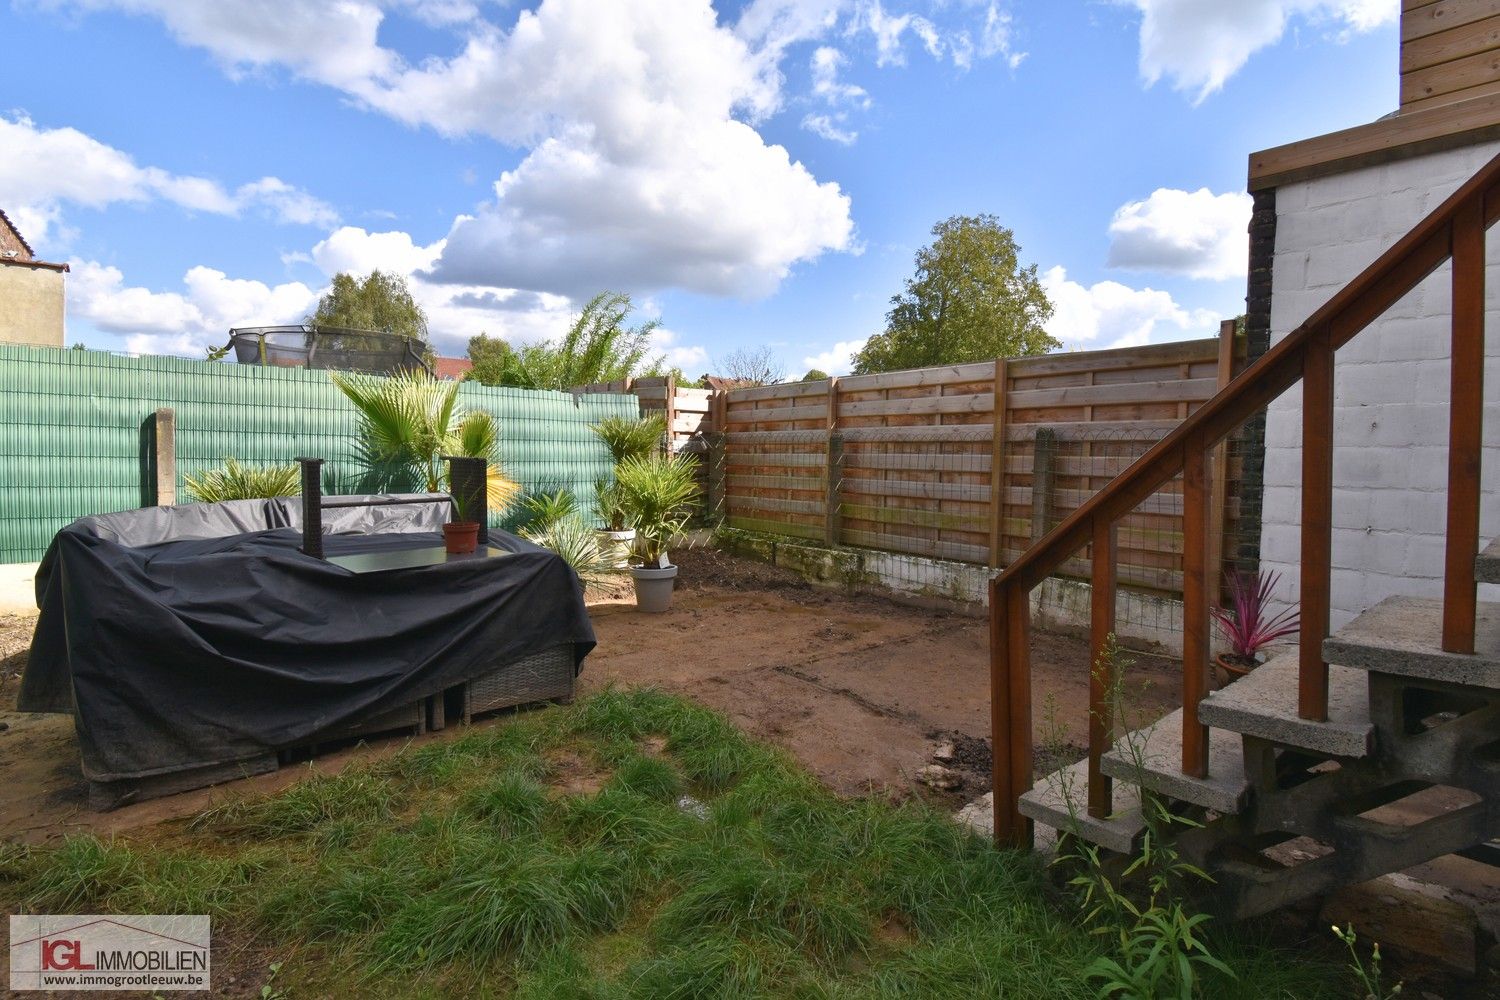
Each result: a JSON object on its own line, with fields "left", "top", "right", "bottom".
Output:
{"left": 183, "top": 458, "right": 300, "bottom": 502}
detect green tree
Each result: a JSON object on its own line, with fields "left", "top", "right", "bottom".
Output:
{"left": 852, "top": 214, "right": 1056, "bottom": 375}
{"left": 310, "top": 270, "right": 429, "bottom": 339}
{"left": 467, "top": 291, "right": 665, "bottom": 390}
{"left": 466, "top": 332, "right": 516, "bottom": 384}
{"left": 800, "top": 368, "right": 829, "bottom": 382}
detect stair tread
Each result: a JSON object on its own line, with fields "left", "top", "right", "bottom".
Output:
{"left": 1477, "top": 538, "right": 1500, "bottom": 585}
{"left": 1323, "top": 596, "right": 1500, "bottom": 688}
{"left": 1100, "top": 707, "right": 1249, "bottom": 814}
{"left": 1198, "top": 649, "right": 1372, "bottom": 758}
{"left": 1017, "top": 756, "right": 1143, "bottom": 855}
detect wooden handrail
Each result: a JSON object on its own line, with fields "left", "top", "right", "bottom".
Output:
{"left": 989, "top": 149, "right": 1500, "bottom": 846}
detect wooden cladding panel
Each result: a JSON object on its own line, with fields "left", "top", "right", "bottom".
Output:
{"left": 719, "top": 333, "right": 1239, "bottom": 598}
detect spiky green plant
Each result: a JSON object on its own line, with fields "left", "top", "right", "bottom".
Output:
{"left": 329, "top": 369, "right": 519, "bottom": 513}
{"left": 522, "top": 489, "right": 580, "bottom": 532}
{"left": 522, "top": 514, "right": 621, "bottom": 589}
{"left": 590, "top": 413, "right": 666, "bottom": 465}
{"left": 614, "top": 452, "right": 699, "bottom": 568}
{"left": 183, "top": 459, "right": 301, "bottom": 503}
{"left": 595, "top": 478, "right": 628, "bottom": 532}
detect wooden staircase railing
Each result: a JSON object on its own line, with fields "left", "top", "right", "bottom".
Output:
{"left": 989, "top": 150, "right": 1500, "bottom": 847}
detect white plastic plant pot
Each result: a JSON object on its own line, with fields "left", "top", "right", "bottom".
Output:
{"left": 630, "top": 564, "right": 678, "bottom": 613}
{"left": 597, "top": 529, "right": 636, "bottom": 569}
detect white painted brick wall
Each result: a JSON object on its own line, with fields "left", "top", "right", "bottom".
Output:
{"left": 1262, "top": 140, "right": 1500, "bottom": 628}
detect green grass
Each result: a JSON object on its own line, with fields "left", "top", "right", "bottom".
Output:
{"left": 0, "top": 688, "right": 1344, "bottom": 998}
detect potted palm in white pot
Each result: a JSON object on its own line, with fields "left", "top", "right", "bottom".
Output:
{"left": 615, "top": 452, "right": 699, "bottom": 613}
{"left": 589, "top": 413, "right": 666, "bottom": 564}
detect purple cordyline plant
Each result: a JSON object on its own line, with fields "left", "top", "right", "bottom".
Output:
{"left": 1211, "top": 569, "right": 1300, "bottom": 661}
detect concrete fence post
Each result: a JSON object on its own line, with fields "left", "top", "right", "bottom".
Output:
{"left": 154, "top": 407, "right": 176, "bottom": 506}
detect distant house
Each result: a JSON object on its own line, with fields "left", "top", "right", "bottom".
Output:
{"left": 433, "top": 356, "right": 474, "bottom": 381}
{"left": 0, "top": 209, "right": 67, "bottom": 348}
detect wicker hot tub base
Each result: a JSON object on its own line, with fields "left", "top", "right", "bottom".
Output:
{"left": 464, "top": 643, "right": 576, "bottom": 723}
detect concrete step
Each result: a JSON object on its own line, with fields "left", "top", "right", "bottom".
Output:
{"left": 1198, "top": 649, "right": 1373, "bottom": 758}
{"left": 1100, "top": 707, "right": 1250, "bottom": 814}
{"left": 1017, "top": 756, "right": 1143, "bottom": 854}
{"left": 1323, "top": 596, "right": 1500, "bottom": 689}
{"left": 1477, "top": 538, "right": 1500, "bottom": 585}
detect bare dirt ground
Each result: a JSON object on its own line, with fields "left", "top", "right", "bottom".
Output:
{"left": 0, "top": 548, "right": 1182, "bottom": 845}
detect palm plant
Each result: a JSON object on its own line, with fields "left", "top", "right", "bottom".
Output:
{"left": 330, "top": 370, "right": 519, "bottom": 514}
{"left": 522, "top": 489, "right": 580, "bottom": 532}
{"left": 522, "top": 515, "right": 620, "bottom": 590}
{"left": 590, "top": 413, "right": 666, "bottom": 464}
{"left": 184, "top": 458, "right": 300, "bottom": 503}
{"left": 615, "top": 453, "right": 699, "bottom": 568}
{"left": 595, "top": 478, "right": 628, "bottom": 532}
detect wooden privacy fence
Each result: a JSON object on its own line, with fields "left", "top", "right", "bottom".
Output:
{"left": 719, "top": 325, "right": 1245, "bottom": 597}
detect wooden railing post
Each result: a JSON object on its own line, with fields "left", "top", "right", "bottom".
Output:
{"left": 1444, "top": 203, "right": 1485, "bottom": 654}
{"left": 1300, "top": 328, "right": 1334, "bottom": 721}
{"left": 1088, "top": 517, "right": 1117, "bottom": 818}
{"left": 1182, "top": 436, "right": 1212, "bottom": 777}
{"left": 990, "top": 581, "right": 1034, "bottom": 848}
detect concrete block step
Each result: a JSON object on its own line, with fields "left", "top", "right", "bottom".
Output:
{"left": 1477, "top": 538, "right": 1500, "bottom": 585}
{"left": 1323, "top": 596, "right": 1500, "bottom": 689}
{"left": 1198, "top": 649, "right": 1373, "bottom": 758}
{"left": 1017, "top": 756, "right": 1143, "bottom": 855}
{"left": 1100, "top": 707, "right": 1250, "bottom": 814}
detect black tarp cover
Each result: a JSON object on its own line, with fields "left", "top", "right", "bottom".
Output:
{"left": 19, "top": 498, "right": 595, "bottom": 783}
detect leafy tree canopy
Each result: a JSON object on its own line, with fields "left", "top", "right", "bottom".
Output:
{"left": 466, "top": 291, "right": 666, "bottom": 390}
{"left": 851, "top": 214, "right": 1057, "bottom": 375}
{"left": 800, "top": 368, "right": 829, "bottom": 382}
{"left": 310, "top": 270, "right": 429, "bottom": 340}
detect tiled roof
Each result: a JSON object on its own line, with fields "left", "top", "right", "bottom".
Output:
{"left": 0, "top": 207, "right": 36, "bottom": 259}
{"left": 434, "top": 356, "right": 474, "bottom": 380}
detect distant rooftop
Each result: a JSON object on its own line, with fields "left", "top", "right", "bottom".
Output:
{"left": 0, "top": 208, "right": 69, "bottom": 273}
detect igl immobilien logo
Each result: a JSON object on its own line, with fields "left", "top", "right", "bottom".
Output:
{"left": 9, "top": 915, "right": 210, "bottom": 992}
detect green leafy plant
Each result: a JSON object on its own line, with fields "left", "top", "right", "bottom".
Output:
{"left": 330, "top": 369, "right": 520, "bottom": 513}
{"left": 614, "top": 453, "right": 699, "bottom": 568}
{"left": 522, "top": 489, "right": 580, "bottom": 533}
{"left": 590, "top": 413, "right": 667, "bottom": 465}
{"left": 522, "top": 515, "right": 620, "bottom": 590}
{"left": 1333, "top": 923, "right": 1401, "bottom": 999}
{"left": 183, "top": 459, "right": 300, "bottom": 503}
{"left": 1054, "top": 635, "right": 1235, "bottom": 1000}
{"left": 469, "top": 291, "right": 665, "bottom": 389}
{"left": 595, "top": 478, "right": 628, "bottom": 532}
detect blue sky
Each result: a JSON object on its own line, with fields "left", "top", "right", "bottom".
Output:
{"left": 0, "top": 0, "right": 1398, "bottom": 375}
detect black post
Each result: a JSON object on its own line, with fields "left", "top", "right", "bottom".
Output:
{"left": 295, "top": 457, "right": 325, "bottom": 558}
{"left": 444, "top": 456, "right": 488, "bottom": 544}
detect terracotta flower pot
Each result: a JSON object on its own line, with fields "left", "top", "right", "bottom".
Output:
{"left": 443, "top": 521, "right": 479, "bottom": 554}
{"left": 1214, "top": 650, "right": 1267, "bottom": 688}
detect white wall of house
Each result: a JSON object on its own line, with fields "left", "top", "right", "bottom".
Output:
{"left": 1261, "top": 139, "right": 1500, "bottom": 629}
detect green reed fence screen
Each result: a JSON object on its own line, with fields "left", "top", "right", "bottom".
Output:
{"left": 0, "top": 344, "right": 639, "bottom": 563}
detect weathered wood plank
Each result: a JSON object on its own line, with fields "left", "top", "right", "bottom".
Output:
{"left": 733, "top": 494, "right": 824, "bottom": 516}
{"left": 1403, "top": 0, "right": 1500, "bottom": 43}
{"left": 840, "top": 502, "right": 988, "bottom": 532}
{"left": 727, "top": 474, "right": 824, "bottom": 492}
{"left": 844, "top": 452, "right": 992, "bottom": 473}
{"left": 841, "top": 478, "right": 991, "bottom": 502}
{"left": 1007, "top": 377, "right": 1216, "bottom": 410}
{"left": 725, "top": 451, "right": 826, "bottom": 468}
{"left": 1008, "top": 340, "right": 1215, "bottom": 378}
{"left": 726, "top": 380, "right": 829, "bottom": 403}
{"left": 1403, "top": 13, "right": 1500, "bottom": 73}
{"left": 726, "top": 515, "right": 825, "bottom": 540}
{"left": 837, "top": 361, "right": 995, "bottom": 393}
{"left": 842, "top": 529, "right": 991, "bottom": 564}
{"left": 725, "top": 404, "right": 830, "bottom": 423}
{"left": 837, "top": 392, "right": 994, "bottom": 418}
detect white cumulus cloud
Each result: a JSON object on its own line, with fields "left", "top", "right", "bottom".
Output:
{"left": 1041, "top": 265, "right": 1220, "bottom": 350}
{"left": 803, "top": 338, "right": 868, "bottom": 374}
{"left": 1107, "top": 187, "right": 1252, "bottom": 281}
{"left": 0, "top": 114, "right": 336, "bottom": 248}
{"left": 1124, "top": 0, "right": 1397, "bottom": 103}
{"left": 68, "top": 260, "right": 318, "bottom": 355}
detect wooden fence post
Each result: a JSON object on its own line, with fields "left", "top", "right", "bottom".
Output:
{"left": 154, "top": 407, "right": 176, "bottom": 506}
{"left": 707, "top": 432, "right": 726, "bottom": 523}
{"left": 664, "top": 374, "right": 677, "bottom": 455}
{"left": 825, "top": 377, "right": 841, "bottom": 546}
{"left": 989, "top": 358, "right": 1009, "bottom": 568}
{"left": 1030, "top": 428, "right": 1057, "bottom": 545}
